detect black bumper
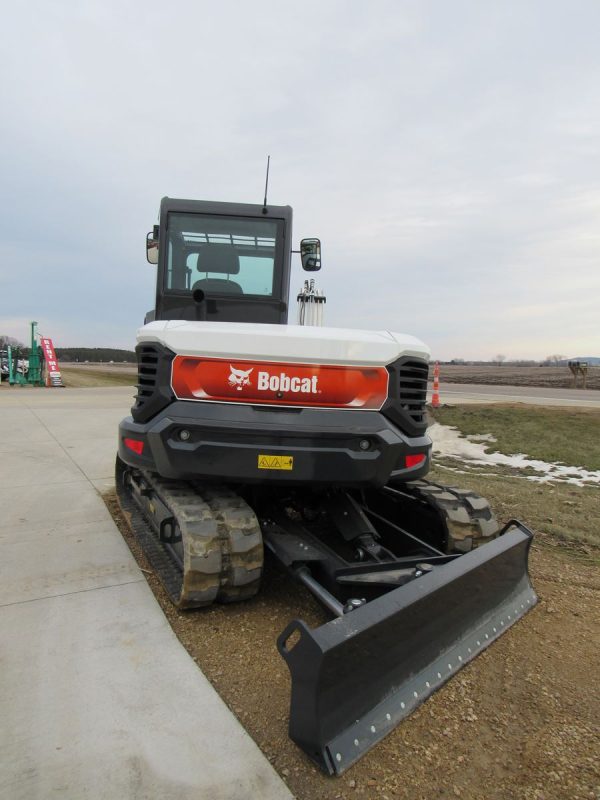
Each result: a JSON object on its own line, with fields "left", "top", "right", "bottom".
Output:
{"left": 118, "top": 401, "right": 431, "bottom": 487}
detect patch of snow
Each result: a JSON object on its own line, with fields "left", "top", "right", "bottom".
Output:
{"left": 428, "top": 422, "right": 600, "bottom": 487}
{"left": 466, "top": 433, "right": 497, "bottom": 443}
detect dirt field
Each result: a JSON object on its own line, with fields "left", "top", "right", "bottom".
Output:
{"left": 0, "top": 364, "right": 136, "bottom": 389}
{"left": 106, "top": 494, "right": 599, "bottom": 800}
{"left": 60, "top": 364, "right": 136, "bottom": 387}
{"left": 438, "top": 365, "right": 600, "bottom": 390}
{"left": 60, "top": 362, "right": 136, "bottom": 371}
{"left": 6, "top": 362, "right": 598, "bottom": 391}
{"left": 105, "top": 402, "right": 600, "bottom": 800}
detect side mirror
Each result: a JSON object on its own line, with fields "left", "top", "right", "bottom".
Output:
{"left": 300, "top": 238, "right": 321, "bottom": 271}
{"left": 146, "top": 226, "right": 159, "bottom": 264}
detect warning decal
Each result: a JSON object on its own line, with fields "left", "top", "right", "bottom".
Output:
{"left": 257, "top": 455, "right": 294, "bottom": 471}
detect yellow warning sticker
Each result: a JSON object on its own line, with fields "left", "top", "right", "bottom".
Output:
{"left": 258, "top": 454, "right": 294, "bottom": 470}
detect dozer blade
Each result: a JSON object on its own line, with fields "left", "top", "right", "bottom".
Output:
{"left": 277, "top": 521, "right": 537, "bottom": 775}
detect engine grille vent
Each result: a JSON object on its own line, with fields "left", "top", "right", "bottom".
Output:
{"left": 131, "top": 343, "right": 174, "bottom": 423}
{"left": 133, "top": 345, "right": 159, "bottom": 407}
{"left": 398, "top": 360, "right": 429, "bottom": 424}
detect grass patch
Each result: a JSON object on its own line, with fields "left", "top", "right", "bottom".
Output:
{"left": 428, "top": 462, "right": 600, "bottom": 550}
{"left": 60, "top": 367, "right": 135, "bottom": 388}
{"left": 432, "top": 404, "right": 600, "bottom": 471}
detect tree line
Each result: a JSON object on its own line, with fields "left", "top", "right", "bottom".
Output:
{"left": 0, "top": 339, "right": 136, "bottom": 362}
{"left": 55, "top": 348, "right": 136, "bottom": 362}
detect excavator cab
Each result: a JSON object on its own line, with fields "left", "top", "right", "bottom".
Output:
{"left": 146, "top": 198, "right": 294, "bottom": 325}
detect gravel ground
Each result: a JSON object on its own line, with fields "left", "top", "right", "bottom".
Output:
{"left": 106, "top": 493, "right": 599, "bottom": 800}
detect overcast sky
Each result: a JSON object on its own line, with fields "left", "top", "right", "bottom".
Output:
{"left": 1, "top": 1, "right": 599, "bottom": 360}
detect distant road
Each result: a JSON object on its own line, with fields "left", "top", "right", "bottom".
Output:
{"left": 428, "top": 382, "right": 600, "bottom": 408}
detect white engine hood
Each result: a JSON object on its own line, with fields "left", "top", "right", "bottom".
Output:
{"left": 138, "top": 321, "right": 430, "bottom": 367}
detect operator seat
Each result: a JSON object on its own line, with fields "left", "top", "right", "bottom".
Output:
{"left": 192, "top": 243, "right": 243, "bottom": 294}
{"left": 192, "top": 277, "right": 243, "bottom": 294}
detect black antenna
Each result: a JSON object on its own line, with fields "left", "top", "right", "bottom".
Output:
{"left": 262, "top": 155, "right": 270, "bottom": 214}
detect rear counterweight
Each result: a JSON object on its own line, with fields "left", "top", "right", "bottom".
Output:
{"left": 118, "top": 401, "right": 432, "bottom": 487}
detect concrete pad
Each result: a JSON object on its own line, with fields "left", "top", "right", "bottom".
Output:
{"left": 0, "top": 581, "right": 292, "bottom": 800}
{"left": 62, "top": 437, "right": 118, "bottom": 481}
{"left": 0, "top": 391, "right": 29, "bottom": 407}
{"left": 0, "top": 507, "right": 119, "bottom": 542}
{"left": 92, "top": 477, "right": 117, "bottom": 494}
{"left": 0, "top": 441, "right": 86, "bottom": 487}
{"left": 0, "top": 406, "right": 55, "bottom": 444}
{"left": 30, "top": 407, "right": 126, "bottom": 442}
{"left": 18, "top": 386, "right": 134, "bottom": 409}
{"left": 0, "top": 519, "right": 142, "bottom": 605}
{"left": 0, "top": 386, "right": 292, "bottom": 799}
{"left": 0, "top": 481, "right": 112, "bottom": 527}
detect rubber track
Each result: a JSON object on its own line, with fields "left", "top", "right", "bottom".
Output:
{"left": 116, "top": 464, "right": 263, "bottom": 609}
{"left": 116, "top": 474, "right": 193, "bottom": 606}
{"left": 403, "top": 479, "right": 501, "bottom": 553}
{"left": 197, "top": 486, "right": 264, "bottom": 603}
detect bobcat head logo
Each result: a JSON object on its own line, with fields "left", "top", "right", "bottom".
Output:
{"left": 228, "top": 365, "right": 253, "bottom": 391}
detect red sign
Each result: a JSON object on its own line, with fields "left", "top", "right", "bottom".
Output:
{"left": 40, "top": 338, "right": 64, "bottom": 387}
{"left": 171, "top": 356, "right": 389, "bottom": 410}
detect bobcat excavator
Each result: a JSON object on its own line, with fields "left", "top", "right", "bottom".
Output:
{"left": 116, "top": 196, "right": 537, "bottom": 775}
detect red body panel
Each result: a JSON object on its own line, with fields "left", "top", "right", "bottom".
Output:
{"left": 171, "top": 356, "right": 389, "bottom": 410}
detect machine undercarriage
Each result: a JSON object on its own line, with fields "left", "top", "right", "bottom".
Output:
{"left": 116, "top": 458, "right": 536, "bottom": 774}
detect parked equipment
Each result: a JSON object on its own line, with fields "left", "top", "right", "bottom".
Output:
{"left": 116, "top": 196, "right": 537, "bottom": 774}
{"left": 7, "top": 322, "right": 45, "bottom": 386}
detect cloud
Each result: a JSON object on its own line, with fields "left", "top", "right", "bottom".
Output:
{"left": 1, "top": 0, "right": 599, "bottom": 359}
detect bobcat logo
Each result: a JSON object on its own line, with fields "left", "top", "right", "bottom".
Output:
{"left": 228, "top": 365, "right": 253, "bottom": 391}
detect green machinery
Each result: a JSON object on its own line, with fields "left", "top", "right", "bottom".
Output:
{"left": 7, "top": 322, "right": 45, "bottom": 386}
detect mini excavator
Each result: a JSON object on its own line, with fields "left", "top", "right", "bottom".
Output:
{"left": 116, "top": 196, "right": 536, "bottom": 774}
